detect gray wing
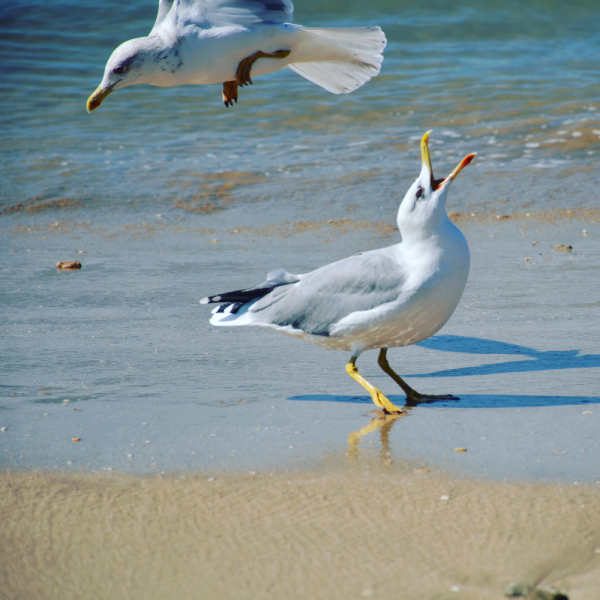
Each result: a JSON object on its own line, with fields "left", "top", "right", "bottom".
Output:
{"left": 153, "top": 0, "right": 294, "bottom": 31}
{"left": 250, "top": 248, "right": 406, "bottom": 336}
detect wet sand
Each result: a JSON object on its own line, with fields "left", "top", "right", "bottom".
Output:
{"left": 2, "top": 467, "right": 600, "bottom": 600}
{"left": 2, "top": 177, "right": 599, "bottom": 599}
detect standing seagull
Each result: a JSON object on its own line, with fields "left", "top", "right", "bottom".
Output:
{"left": 87, "top": 0, "right": 386, "bottom": 111}
{"left": 201, "top": 132, "right": 476, "bottom": 413}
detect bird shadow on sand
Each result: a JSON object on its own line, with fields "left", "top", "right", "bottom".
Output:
{"left": 288, "top": 393, "right": 600, "bottom": 409}
{"left": 409, "top": 334, "right": 600, "bottom": 378}
{"left": 289, "top": 334, "right": 600, "bottom": 409}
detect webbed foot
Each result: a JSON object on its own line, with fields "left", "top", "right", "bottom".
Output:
{"left": 405, "top": 391, "right": 459, "bottom": 407}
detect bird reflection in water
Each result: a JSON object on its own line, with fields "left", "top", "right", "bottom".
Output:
{"left": 347, "top": 411, "right": 407, "bottom": 463}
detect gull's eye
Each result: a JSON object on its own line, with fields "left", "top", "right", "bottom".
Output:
{"left": 113, "top": 65, "right": 126, "bottom": 75}
{"left": 415, "top": 186, "right": 424, "bottom": 199}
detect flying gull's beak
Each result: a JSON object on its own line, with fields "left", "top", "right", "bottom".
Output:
{"left": 86, "top": 80, "right": 121, "bottom": 113}
{"left": 421, "top": 131, "right": 476, "bottom": 190}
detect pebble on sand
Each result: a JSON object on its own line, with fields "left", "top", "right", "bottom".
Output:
{"left": 56, "top": 261, "right": 82, "bottom": 270}
{"left": 503, "top": 582, "right": 568, "bottom": 599}
{"left": 532, "top": 586, "right": 569, "bottom": 600}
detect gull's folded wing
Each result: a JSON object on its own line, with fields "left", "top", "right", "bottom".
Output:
{"left": 250, "top": 248, "right": 406, "bottom": 336}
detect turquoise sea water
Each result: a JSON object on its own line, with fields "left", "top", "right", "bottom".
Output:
{"left": 1, "top": 0, "right": 599, "bottom": 214}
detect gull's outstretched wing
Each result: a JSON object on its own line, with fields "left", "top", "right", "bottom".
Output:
{"left": 152, "top": 0, "right": 176, "bottom": 31}
{"left": 152, "top": 0, "right": 294, "bottom": 33}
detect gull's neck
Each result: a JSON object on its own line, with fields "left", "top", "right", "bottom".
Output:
{"left": 398, "top": 209, "right": 457, "bottom": 247}
{"left": 136, "top": 34, "right": 184, "bottom": 87}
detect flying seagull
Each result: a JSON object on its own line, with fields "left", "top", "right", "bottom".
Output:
{"left": 201, "top": 132, "right": 476, "bottom": 413}
{"left": 87, "top": 0, "right": 386, "bottom": 111}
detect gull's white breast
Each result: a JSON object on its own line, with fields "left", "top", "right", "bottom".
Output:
{"left": 306, "top": 219, "right": 470, "bottom": 353}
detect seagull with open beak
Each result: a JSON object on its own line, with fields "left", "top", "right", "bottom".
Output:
{"left": 200, "top": 132, "right": 476, "bottom": 414}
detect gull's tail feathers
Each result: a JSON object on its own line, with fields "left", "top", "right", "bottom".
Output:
{"left": 288, "top": 26, "right": 386, "bottom": 94}
{"left": 201, "top": 268, "right": 299, "bottom": 327}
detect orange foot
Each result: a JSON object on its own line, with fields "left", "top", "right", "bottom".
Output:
{"left": 237, "top": 49, "right": 291, "bottom": 86}
{"left": 221, "top": 49, "right": 291, "bottom": 107}
{"left": 222, "top": 81, "right": 238, "bottom": 108}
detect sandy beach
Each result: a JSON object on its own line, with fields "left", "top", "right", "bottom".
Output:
{"left": 2, "top": 197, "right": 599, "bottom": 600}
{"left": 2, "top": 466, "right": 600, "bottom": 600}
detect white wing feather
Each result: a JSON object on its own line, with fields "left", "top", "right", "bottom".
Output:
{"left": 151, "top": 0, "right": 294, "bottom": 33}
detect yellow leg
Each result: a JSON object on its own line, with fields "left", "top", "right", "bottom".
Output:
{"left": 346, "top": 357, "right": 405, "bottom": 414}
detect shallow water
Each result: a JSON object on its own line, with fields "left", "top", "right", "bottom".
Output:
{"left": 1, "top": 1, "right": 599, "bottom": 479}
{"left": 1, "top": 0, "right": 600, "bottom": 215}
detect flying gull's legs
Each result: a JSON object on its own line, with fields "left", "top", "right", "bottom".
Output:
{"left": 377, "top": 348, "right": 458, "bottom": 407}
{"left": 346, "top": 355, "right": 406, "bottom": 414}
{"left": 222, "top": 49, "right": 291, "bottom": 107}
{"left": 222, "top": 81, "right": 238, "bottom": 107}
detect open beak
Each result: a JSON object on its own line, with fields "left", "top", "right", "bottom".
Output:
{"left": 421, "top": 131, "right": 476, "bottom": 190}
{"left": 447, "top": 152, "right": 476, "bottom": 182}
{"left": 86, "top": 80, "right": 120, "bottom": 113}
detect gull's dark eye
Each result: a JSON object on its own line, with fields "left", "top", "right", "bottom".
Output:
{"left": 415, "top": 186, "right": 424, "bottom": 199}
{"left": 113, "top": 65, "right": 126, "bottom": 75}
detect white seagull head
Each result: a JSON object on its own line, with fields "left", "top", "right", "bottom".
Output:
{"left": 87, "top": 36, "right": 169, "bottom": 113}
{"left": 397, "top": 131, "right": 476, "bottom": 237}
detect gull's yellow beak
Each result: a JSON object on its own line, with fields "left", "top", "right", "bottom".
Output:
{"left": 421, "top": 131, "right": 443, "bottom": 190}
{"left": 421, "top": 131, "right": 476, "bottom": 190}
{"left": 421, "top": 130, "right": 434, "bottom": 176}
{"left": 86, "top": 80, "right": 119, "bottom": 113}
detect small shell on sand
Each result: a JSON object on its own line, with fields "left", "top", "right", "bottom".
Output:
{"left": 56, "top": 261, "right": 82, "bottom": 270}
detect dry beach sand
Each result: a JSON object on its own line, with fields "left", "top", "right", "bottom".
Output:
{"left": 2, "top": 466, "right": 600, "bottom": 600}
